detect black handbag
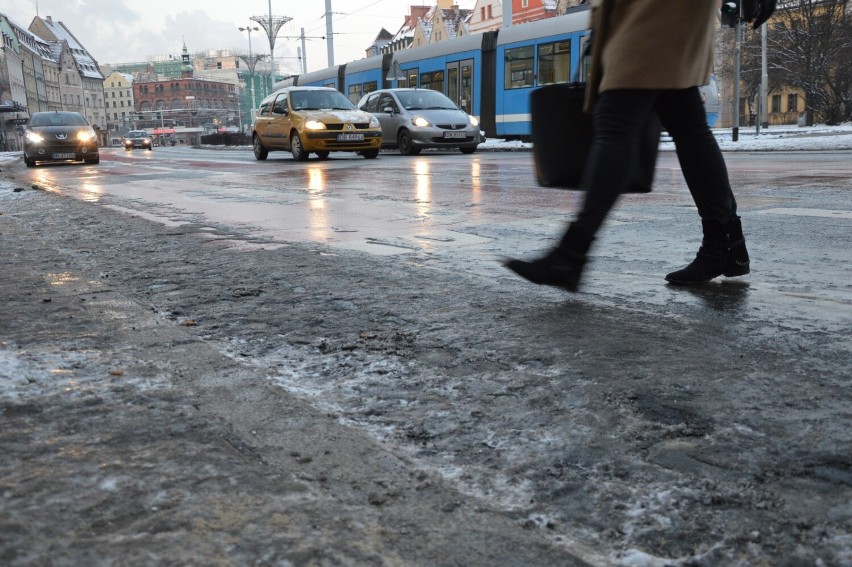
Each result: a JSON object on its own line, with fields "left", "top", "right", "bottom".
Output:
{"left": 530, "top": 82, "right": 661, "bottom": 193}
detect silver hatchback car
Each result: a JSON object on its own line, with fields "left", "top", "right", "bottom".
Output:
{"left": 358, "top": 88, "right": 481, "bottom": 155}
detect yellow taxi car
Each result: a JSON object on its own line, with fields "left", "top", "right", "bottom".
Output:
{"left": 251, "top": 87, "right": 382, "bottom": 161}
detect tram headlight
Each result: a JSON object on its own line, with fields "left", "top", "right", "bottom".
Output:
{"left": 411, "top": 116, "right": 431, "bottom": 128}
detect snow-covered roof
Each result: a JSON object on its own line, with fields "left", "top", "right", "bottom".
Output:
{"left": 39, "top": 17, "right": 103, "bottom": 80}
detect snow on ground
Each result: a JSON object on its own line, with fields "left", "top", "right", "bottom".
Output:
{"left": 476, "top": 122, "right": 852, "bottom": 152}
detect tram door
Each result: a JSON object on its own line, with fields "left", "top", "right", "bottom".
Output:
{"left": 446, "top": 59, "right": 473, "bottom": 114}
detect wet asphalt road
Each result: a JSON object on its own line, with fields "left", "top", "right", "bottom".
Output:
{"left": 14, "top": 145, "right": 852, "bottom": 332}
{"left": 1, "top": 145, "right": 850, "bottom": 566}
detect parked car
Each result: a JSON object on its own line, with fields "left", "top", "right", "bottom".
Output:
{"left": 358, "top": 88, "right": 481, "bottom": 155}
{"left": 124, "top": 130, "right": 153, "bottom": 150}
{"left": 251, "top": 87, "right": 382, "bottom": 161}
{"left": 23, "top": 111, "right": 99, "bottom": 167}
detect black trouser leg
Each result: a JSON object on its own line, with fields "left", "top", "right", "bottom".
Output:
{"left": 655, "top": 87, "right": 737, "bottom": 223}
{"left": 572, "top": 89, "right": 659, "bottom": 238}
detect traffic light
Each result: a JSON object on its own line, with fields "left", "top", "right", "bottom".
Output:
{"left": 721, "top": 1, "right": 740, "bottom": 28}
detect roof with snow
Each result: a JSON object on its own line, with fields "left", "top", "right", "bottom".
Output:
{"left": 37, "top": 17, "right": 103, "bottom": 80}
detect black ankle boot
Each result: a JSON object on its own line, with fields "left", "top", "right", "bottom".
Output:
{"left": 504, "top": 225, "right": 593, "bottom": 292}
{"left": 666, "top": 216, "right": 750, "bottom": 285}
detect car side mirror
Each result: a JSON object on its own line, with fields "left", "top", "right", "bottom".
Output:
{"left": 383, "top": 106, "right": 395, "bottom": 114}
{"left": 273, "top": 107, "right": 287, "bottom": 115}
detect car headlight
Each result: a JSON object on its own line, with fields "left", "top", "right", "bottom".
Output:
{"left": 411, "top": 116, "right": 431, "bottom": 128}
{"left": 26, "top": 131, "right": 44, "bottom": 144}
{"left": 77, "top": 130, "right": 96, "bottom": 141}
{"left": 368, "top": 115, "right": 379, "bottom": 128}
{"left": 305, "top": 119, "right": 326, "bottom": 130}
{"left": 468, "top": 115, "right": 480, "bottom": 127}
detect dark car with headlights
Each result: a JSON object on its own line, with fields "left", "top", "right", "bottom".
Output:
{"left": 23, "top": 111, "right": 99, "bottom": 167}
{"left": 358, "top": 88, "right": 481, "bottom": 155}
{"left": 252, "top": 87, "right": 382, "bottom": 161}
{"left": 123, "top": 130, "right": 153, "bottom": 150}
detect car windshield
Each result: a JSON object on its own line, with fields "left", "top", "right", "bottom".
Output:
{"left": 127, "top": 131, "right": 148, "bottom": 138}
{"left": 29, "top": 113, "right": 88, "bottom": 127}
{"left": 290, "top": 90, "right": 356, "bottom": 111}
{"left": 396, "top": 90, "right": 458, "bottom": 111}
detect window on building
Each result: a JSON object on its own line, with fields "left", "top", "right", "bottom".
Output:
{"left": 522, "top": 0, "right": 529, "bottom": 7}
{"left": 504, "top": 46, "right": 535, "bottom": 89}
{"left": 481, "top": 7, "right": 486, "bottom": 20}
{"left": 787, "top": 94, "right": 798, "bottom": 113}
{"left": 771, "top": 94, "right": 781, "bottom": 113}
{"left": 537, "top": 41, "right": 571, "bottom": 86}
{"left": 488, "top": 5, "right": 493, "bottom": 18}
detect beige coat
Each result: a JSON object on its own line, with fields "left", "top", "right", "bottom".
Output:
{"left": 585, "top": 0, "right": 719, "bottom": 110}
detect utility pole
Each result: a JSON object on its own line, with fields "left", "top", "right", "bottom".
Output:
{"left": 760, "top": 22, "right": 769, "bottom": 129}
{"left": 325, "top": 0, "right": 335, "bottom": 67}
{"left": 732, "top": 13, "right": 742, "bottom": 142}
{"left": 301, "top": 28, "right": 308, "bottom": 74}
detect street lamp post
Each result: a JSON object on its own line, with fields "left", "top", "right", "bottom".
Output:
{"left": 252, "top": 2, "right": 292, "bottom": 92}
{"left": 239, "top": 24, "right": 261, "bottom": 126}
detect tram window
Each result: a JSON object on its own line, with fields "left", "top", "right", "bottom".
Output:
{"left": 579, "top": 35, "right": 592, "bottom": 82}
{"left": 504, "top": 46, "right": 535, "bottom": 89}
{"left": 363, "top": 81, "right": 378, "bottom": 95}
{"left": 348, "top": 83, "right": 363, "bottom": 103}
{"left": 537, "top": 41, "right": 571, "bottom": 86}
{"left": 407, "top": 70, "right": 418, "bottom": 88}
{"left": 324, "top": 82, "right": 336, "bottom": 89}
{"left": 421, "top": 71, "right": 445, "bottom": 92}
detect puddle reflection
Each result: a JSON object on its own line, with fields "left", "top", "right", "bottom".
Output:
{"left": 81, "top": 182, "right": 102, "bottom": 203}
{"left": 413, "top": 159, "right": 432, "bottom": 217}
{"left": 470, "top": 159, "right": 482, "bottom": 207}
{"left": 306, "top": 166, "right": 330, "bottom": 240}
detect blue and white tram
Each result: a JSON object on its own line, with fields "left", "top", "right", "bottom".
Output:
{"left": 494, "top": 11, "right": 589, "bottom": 137}
{"left": 274, "top": 5, "right": 715, "bottom": 139}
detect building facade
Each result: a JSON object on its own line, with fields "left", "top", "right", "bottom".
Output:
{"left": 102, "top": 71, "right": 135, "bottom": 141}
{"left": 28, "top": 15, "right": 106, "bottom": 135}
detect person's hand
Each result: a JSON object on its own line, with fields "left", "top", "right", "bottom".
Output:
{"left": 747, "top": 0, "right": 776, "bottom": 28}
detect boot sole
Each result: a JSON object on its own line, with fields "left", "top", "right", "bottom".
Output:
{"left": 503, "top": 259, "right": 580, "bottom": 292}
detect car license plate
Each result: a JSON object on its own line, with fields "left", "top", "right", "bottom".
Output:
{"left": 53, "top": 152, "right": 76, "bottom": 159}
{"left": 337, "top": 133, "right": 364, "bottom": 142}
{"left": 443, "top": 131, "right": 466, "bottom": 139}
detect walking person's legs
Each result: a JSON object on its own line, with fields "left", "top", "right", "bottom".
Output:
{"left": 656, "top": 88, "right": 750, "bottom": 284}
{"left": 505, "top": 89, "right": 658, "bottom": 291}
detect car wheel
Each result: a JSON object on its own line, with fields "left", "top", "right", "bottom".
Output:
{"left": 460, "top": 146, "right": 477, "bottom": 155}
{"left": 253, "top": 134, "right": 268, "bottom": 160}
{"left": 291, "top": 132, "right": 308, "bottom": 161}
{"left": 361, "top": 149, "right": 379, "bottom": 159}
{"left": 24, "top": 156, "right": 36, "bottom": 167}
{"left": 85, "top": 156, "right": 100, "bottom": 164}
{"left": 397, "top": 129, "right": 419, "bottom": 156}
{"left": 315, "top": 151, "right": 330, "bottom": 160}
